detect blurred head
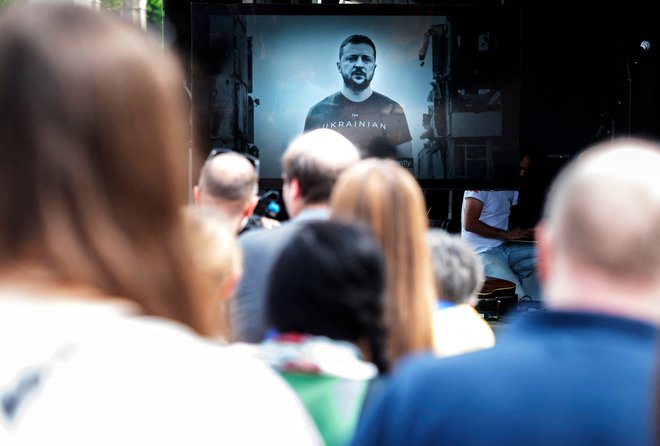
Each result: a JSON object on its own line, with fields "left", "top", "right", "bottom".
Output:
{"left": 330, "top": 159, "right": 436, "bottom": 364}
{"left": 538, "top": 138, "right": 660, "bottom": 322}
{"left": 195, "top": 151, "right": 259, "bottom": 233}
{"left": 183, "top": 207, "right": 242, "bottom": 340}
{"left": 281, "top": 129, "right": 360, "bottom": 217}
{"left": 337, "top": 35, "right": 377, "bottom": 93}
{"left": 426, "top": 229, "right": 484, "bottom": 305}
{"left": 267, "top": 221, "right": 387, "bottom": 371}
{"left": 0, "top": 4, "right": 216, "bottom": 335}
{"left": 520, "top": 154, "right": 532, "bottom": 177}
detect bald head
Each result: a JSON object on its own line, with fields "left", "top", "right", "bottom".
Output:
{"left": 540, "top": 138, "right": 660, "bottom": 320}
{"left": 195, "top": 152, "right": 258, "bottom": 232}
{"left": 282, "top": 129, "right": 360, "bottom": 206}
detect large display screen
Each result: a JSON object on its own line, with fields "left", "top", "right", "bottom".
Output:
{"left": 191, "top": 3, "right": 521, "bottom": 189}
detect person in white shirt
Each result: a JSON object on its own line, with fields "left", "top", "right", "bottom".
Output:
{"left": 461, "top": 189, "right": 539, "bottom": 302}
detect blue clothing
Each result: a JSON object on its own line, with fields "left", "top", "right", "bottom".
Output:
{"left": 233, "top": 208, "right": 329, "bottom": 343}
{"left": 480, "top": 241, "right": 540, "bottom": 300}
{"left": 352, "top": 311, "right": 658, "bottom": 446}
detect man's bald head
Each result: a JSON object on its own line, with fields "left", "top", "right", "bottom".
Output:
{"left": 544, "top": 139, "right": 660, "bottom": 281}
{"left": 539, "top": 139, "right": 660, "bottom": 321}
{"left": 195, "top": 152, "right": 258, "bottom": 232}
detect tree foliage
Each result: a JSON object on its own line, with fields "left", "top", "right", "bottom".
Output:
{"left": 146, "top": 0, "right": 163, "bottom": 35}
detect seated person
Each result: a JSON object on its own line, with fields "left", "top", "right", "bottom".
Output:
{"left": 461, "top": 189, "right": 540, "bottom": 301}
{"left": 426, "top": 229, "right": 495, "bottom": 357}
{"left": 257, "top": 221, "right": 387, "bottom": 446}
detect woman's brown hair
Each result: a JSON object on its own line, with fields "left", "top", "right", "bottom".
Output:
{"left": 0, "top": 4, "right": 217, "bottom": 335}
{"left": 330, "top": 159, "right": 436, "bottom": 364}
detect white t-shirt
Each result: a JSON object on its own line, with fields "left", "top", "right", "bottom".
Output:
{"left": 0, "top": 290, "right": 321, "bottom": 446}
{"left": 461, "top": 190, "right": 518, "bottom": 253}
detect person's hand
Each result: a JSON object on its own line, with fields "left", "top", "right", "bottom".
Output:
{"left": 260, "top": 216, "right": 281, "bottom": 229}
{"left": 505, "top": 227, "right": 533, "bottom": 240}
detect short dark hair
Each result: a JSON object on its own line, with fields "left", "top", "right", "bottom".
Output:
{"left": 267, "top": 221, "right": 388, "bottom": 371}
{"left": 339, "top": 34, "right": 377, "bottom": 60}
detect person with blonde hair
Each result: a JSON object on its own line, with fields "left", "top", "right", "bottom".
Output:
{"left": 351, "top": 138, "right": 660, "bottom": 445}
{"left": 182, "top": 207, "right": 243, "bottom": 341}
{"left": 330, "top": 159, "right": 436, "bottom": 366}
{"left": 0, "top": 4, "right": 320, "bottom": 444}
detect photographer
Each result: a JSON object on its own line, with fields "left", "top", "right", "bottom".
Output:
{"left": 240, "top": 190, "right": 282, "bottom": 234}
{"left": 195, "top": 149, "right": 280, "bottom": 233}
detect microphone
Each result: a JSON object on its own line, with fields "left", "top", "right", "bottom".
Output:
{"left": 628, "top": 40, "right": 651, "bottom": 65}
{"left": 631, "top": 40, "right": 651, "bottom": 62}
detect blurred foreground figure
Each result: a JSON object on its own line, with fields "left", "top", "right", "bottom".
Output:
{"left": 0, "top": 4, "right": 319, "bottom": 445}
{"left": 352, "top": 138, "right": 660, "bottom": 446}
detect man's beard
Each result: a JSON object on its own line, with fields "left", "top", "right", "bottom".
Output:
{"left": 343, "top": 69, "right": 372, "bottom": 92}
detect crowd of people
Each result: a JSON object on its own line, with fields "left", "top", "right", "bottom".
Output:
{"left": 0, "top": 3, "right": 658, "bottom": 445}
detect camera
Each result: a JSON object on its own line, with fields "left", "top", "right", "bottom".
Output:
{"left": 241, "top": 190, "right": 281, "bottom": 233}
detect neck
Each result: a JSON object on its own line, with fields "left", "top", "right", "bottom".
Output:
{"left": 341, "top": 87, "right": 373, "bottom": 102}
{"left": 544, "top": 268, "right": 660, "bottom": 326}
{"left": 301, "top": 202, "right": 329, "bottom": 211}
{"left": 293, "top": 203, "right": 329, "bottom": 219}
{"left": 0, "top": 268, "right": 141, "bottom": 313}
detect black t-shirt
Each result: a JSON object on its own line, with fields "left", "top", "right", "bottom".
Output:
{"left": 304, "top": 91, "right": 412, "bottom": 156}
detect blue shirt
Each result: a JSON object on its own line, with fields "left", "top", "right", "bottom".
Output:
{"left": 352, "top": 310, "right": 658, "bottom": 445}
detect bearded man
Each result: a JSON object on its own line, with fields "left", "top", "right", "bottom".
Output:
{"left": 303, "top": 35, "right": 413, "bottom": 169}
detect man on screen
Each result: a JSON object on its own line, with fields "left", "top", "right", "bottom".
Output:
{"left": 304, "top": 34, "right": 414, "bottom": 169}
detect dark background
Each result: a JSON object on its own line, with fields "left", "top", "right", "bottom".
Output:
{"left": 166, "top": 0, "right": 660, "bottom": 229}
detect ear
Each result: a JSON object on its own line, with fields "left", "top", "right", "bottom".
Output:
{"left": 288, "top": 177, "right": 302, "bottom": 201}
{"left": 243, "top": 195, "right": 259, "bottom": 220}
{"left": 193, "top": 185, "right": 202, "bottom": 205}
{"left": 219, "top": 268, "right": 241, "bottom": 301}
{"left": 535, "top": 222, "right": 553, "bottom": 287}
{"left": 336, "top": 61, "right": 341, "bottom": 72}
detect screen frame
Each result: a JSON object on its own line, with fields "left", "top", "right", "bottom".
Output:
{"left": 190, "top": 2, "right": 522, "bottom": 191}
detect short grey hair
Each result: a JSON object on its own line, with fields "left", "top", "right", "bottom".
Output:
{"left": 426, "top": 229, "right": 484, "bottom": 304}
